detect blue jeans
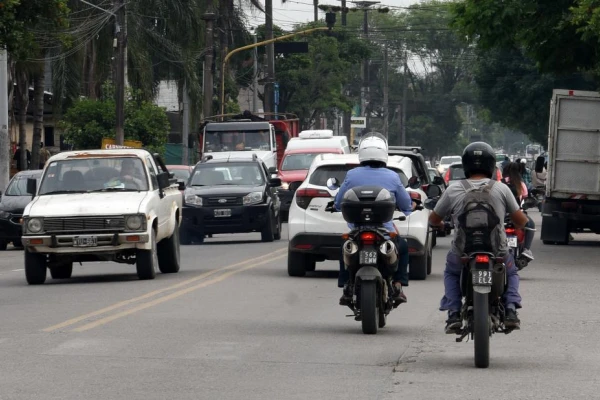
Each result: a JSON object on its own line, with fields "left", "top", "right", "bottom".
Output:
{"left": 524, "top": 216, "right": 535, "bottom": 249}
{"left": 338, "top": 236, "right": 409, "bottom": 287}
{"left": 439, "top": 251, "right": 522, "bottom": 312}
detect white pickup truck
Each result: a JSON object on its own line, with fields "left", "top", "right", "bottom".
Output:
{"left": 21, "top": 149, "right": 182, "bottom": 284}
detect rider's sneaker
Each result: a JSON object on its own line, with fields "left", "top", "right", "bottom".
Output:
{"left": 339, "top": 285, "right": 352, "bottom": 306}
{"left": 504, "top": 308, "right": 521, "bottom": 330}
{"left": 392, "top": 282, "right": 407, "bottom": 305}
{"left": 521, "top": 249, "right": 534, "bottom": 260}
{"left": 445, "top": 311, "right": 462, "bottom": 334}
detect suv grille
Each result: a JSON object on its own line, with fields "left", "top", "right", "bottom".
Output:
{"left": 205, "top": 197, "right": 242, "bottom": 206}
{"left": 44, "top": 216, "right": 125, "bottom": 233}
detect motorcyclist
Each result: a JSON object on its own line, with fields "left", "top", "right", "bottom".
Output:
{"left": 428, "top": 142, "right": 529, "bottom": 333}
{"left": 334, "top": 132, "right": 416, "bottom": 306}
{"left": 517, "top": 158, "right": 533, "bottom": 191}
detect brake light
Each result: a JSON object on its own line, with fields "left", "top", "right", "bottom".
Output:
{"left": 496, "top": 169, "right": 502, "bottom": 181}
{"left": 409, "top": 192, "right": 421, "bottom": 201}
{"left": 294, "top": 244, "right": 313, "bottom": 250}
{"left": 475, "top": 254, "right": 489, "bottom": 263}
{"left": 360, "top": 232, "right": 377, "bottom": 245}
{"left": 505, "top": 227, "right": 516, "bottom": 235}
{"left": 295, "top": 188, "right": 331, "bottom": 209}
{"left": 444, "top": 169, "right": 450, "bottom": 184}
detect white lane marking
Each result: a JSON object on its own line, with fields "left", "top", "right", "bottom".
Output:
{"left": 11, "top": 269, "right": 23, "bottom": 272}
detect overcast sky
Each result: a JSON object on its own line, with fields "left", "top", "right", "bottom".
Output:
{"left": 245, "top": 0, "right": 424, "bottom": 29}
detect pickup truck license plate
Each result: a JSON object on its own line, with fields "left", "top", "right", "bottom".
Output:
{"left": 73, "top": 236, "right": 98, "bottom": 247}
{"left": 472, "top": 270, "right": 492, "bottom": 285}
{"left": 359, "top": 250, "right": 378, "bottom": 265}
{"left": 507, "top": 236, "right": 517, "bottom": 248}
{"left": 214, "top": 209, "right": 232, "bottom": 218}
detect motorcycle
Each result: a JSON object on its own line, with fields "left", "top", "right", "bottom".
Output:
{"left": 505, "top": 214, "right": 537, "bottom": 271}
{"left": 522, "top": 186, "right": 545, "bottom": 212}
{"left": 326, "top": 179, "right": 418, "bottom": 334}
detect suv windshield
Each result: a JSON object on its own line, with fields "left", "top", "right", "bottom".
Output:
{"left": 309, "top": 165, "right": 409, "bottom": 188}
{"left": 440, "top": 156, "right": 461, "bottom": 165}
{"left": 205, "top": 130, "right": 270, "bottom": 152}
{"left": 5, "top": 174, "right": 41, "bottom": 196}
{"left": 190, "top": 162, "right": 265, "bottom": 186}
{"left": 38, "top": 157, "right": 149, "bottom": 195}
{"left": 281, "top": 153, "right": 322, "bottom": 171}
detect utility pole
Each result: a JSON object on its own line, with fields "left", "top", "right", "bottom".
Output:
{"left": 356, "top": 1, "right": 379, "bottom": 132}
{"left": 401, "top": 50, "right": 408, "bottom": 146}
{"left": 115, "top": 0, "right": 126, "bottom": 145}
{"left": 202, "top": 9, "right": 216, "bottom": 119}
{"left": 182, "top": 80, "right": 190, "bottom": 165}
{"left": 383, "top": 43, "right": 389, "bottom": 139}
{"left": 0, "top": 50, "right": 9, "bottom": 190}
{"left": 341, "top": 0, "right": 347, "bottom": 26}
{"left": 313, "top": 0, "right": 319, "bottom": 22}
{"left": 253, "top": 33, "right": 258, "bottom": 113}
{"left": 264, "top": 0, "right": 275, "bottom": 114}
{"left": 340, "top": 0, "right": 351, "bottom": 141}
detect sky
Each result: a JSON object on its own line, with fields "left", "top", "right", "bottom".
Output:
{"left": 245, "top": 0, "right": 425, "bottom": 29}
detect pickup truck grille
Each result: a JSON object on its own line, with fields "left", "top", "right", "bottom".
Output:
{"left": 205, "top": 197, "right": 243, "bottom": 206}
{"left": 44, "top": 216, "right": 125, "bottom": 233}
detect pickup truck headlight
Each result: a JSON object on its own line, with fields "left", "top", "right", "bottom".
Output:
{"left": 185, "top": 194, "right": 202, "bottom": 206}
{"left": 27, "top": 218, "right": 43, "bottom": 233}
{"left": 125, "top": 214, "right": 145, "bottom": 231}
{"left": 243, "top": 191, "right": 263, "bottom": 205}
{"left": 0, "top": 210, "right": 10, "bottom": 219}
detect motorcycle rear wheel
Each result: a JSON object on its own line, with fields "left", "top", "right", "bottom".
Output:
{"left": 473, "top": 291, "right": 490, "bottom": 368}
{"left": 360, "top": 281, "right": 378, "bottom": 334}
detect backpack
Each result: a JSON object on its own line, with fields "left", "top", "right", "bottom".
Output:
{"left": 455, "top": 179, "right": 503, "bottom": 256}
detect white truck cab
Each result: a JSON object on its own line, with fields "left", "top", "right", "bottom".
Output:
{"left": 21, "top": 149, "right": 182, "bottom": 284}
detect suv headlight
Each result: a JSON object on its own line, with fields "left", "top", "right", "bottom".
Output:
{"left": 185, "top": 194, "right": 202, "bottom": 206}
{"left": 26, "top": 218, "right": 43, "bottom": 233}
{"left": 243, "top": 191, "right": 263, "bottom": 205}
{"left": 125, "top": 214, "right": 145, "bottom": 231}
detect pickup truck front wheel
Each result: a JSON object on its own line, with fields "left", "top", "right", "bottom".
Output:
{"left": 158, "top": 226, "right": 181, "bottom": 274}
{"left": 25, "top": 250, "right": 47, "bottom": 285}
{"left": 136, "top": 230, "right": 157, "bottom": 280}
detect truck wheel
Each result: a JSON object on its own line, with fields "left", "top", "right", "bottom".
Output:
{"left": 25, "top": 250, "right": 47, "bottom": 285}
{"left": 136, "top": 230, "right": 157, "bottom": 280}
{"left": 261, "top": 212, "right": 275, "bottom": 242}
{"left": 50, "top": 262, "right": 73, "bottom": 279}
{"left": 287, "top": 251, "right": 309, "bottom": 277}
{"left": 158, "top": 227, "right": 181, "bottom": 274}
{"left": 0, "top": 240, "right": 7, "bottom": 251}
{"left": 409, "top": 252, "right": 428, "bottom": 281}
{"left": 273, "top": 213, "right": 282, "bottom": 241}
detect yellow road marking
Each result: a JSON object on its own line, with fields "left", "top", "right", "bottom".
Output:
{"left": 72, "top": 253, "right": 286, "bottom": 332}
{"left": 42, "top": 248, "right": 286, "bottom": 332}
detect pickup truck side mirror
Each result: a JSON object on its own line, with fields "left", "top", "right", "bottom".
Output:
{"left": 177, "top": 180, "right": 186, "bottom": 191}
{"left": 27, "top": 178, "right": 37, "bottom": 196}
{"left": 268, "top": 178, "right": 282, "bottom": 187}
{"left": 157, "top": 172, "right": 170, "bottom": 190}
{"left": 432, "top": 176, "right": 444, "bottom": 186}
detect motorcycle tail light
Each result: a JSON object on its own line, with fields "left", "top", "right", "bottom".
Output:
{"left": 505, "top": 227, "right": 516, "bottom": 235}
{"left": 475, "top": 254, "right": 490, "bottom": 263}
{"left": 360, "top": 231, "right": 377, "bottom": 245}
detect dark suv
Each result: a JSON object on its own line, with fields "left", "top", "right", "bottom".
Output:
{"left": 181, "top": 155, "right": 282, "bottom": 243}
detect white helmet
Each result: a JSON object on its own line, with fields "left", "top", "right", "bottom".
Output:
{"left": 358, "top": 132, "right": 388, "bottom": 165}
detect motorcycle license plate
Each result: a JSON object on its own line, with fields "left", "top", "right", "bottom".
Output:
{"left": 472, "top": 270, "right": 492, "bottom": 286}
{"left": 359, "top": 250, "right": 378, "bottom": 265}
{"left": 507, "top": 236, "right": 517, "bottom": 248}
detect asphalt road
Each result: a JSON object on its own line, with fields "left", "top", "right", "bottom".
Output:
{"left": 0, "top": 212, "right": 599, "bottom": 399}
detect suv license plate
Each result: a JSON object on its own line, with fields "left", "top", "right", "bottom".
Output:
{"left": 214, "top": 209, "right": 232, "bottom": 218}
{"left": 472, "top": 270, "right": 492, "bottom": 285}
{"left": 73, "top": 236, "right": 98, "bottom": 247}
{"left": 359, "top": 250, "right": 377, "bottom": 265}
{"left": 507, "top": 236, "right": 517, "bottom": 247}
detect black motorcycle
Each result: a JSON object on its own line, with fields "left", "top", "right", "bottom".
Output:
{"left": 523, "top": 186, "right": 545, "bottom": 212}
{"left": 326, "top": 180, "right": 412, "bottom": 334}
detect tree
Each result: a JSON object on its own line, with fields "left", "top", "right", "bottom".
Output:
{"left": 60, "top": 84, "right": 170, "bottom": 154}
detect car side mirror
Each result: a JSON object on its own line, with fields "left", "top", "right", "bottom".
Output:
{"left": 269, "top": 178, "right": 282, "bottom": 187}
{"left": 27, "top": 178, "right": 37, "bottom": 196}
{"left": 157, "top": 172, "right": 170, "bottom": 190}
{"left": 426, "top": 184, "right": 442, "bottom": 198}
{"left": 408, "top": 176, "right": 420, "bottom": 189}
{"left": 177, "top": 180, "right": 186, "bottom": 191}
{"left": 326, "top": 177, "right": 340, "bottom": 190}
{"left": 424, "top": 198, "right": 437, "bottom": 210}
{"left": 432, "top": 176, "right": 444, "bottom": 186}
{"left": 268, "top": 166, "right": 278, "bottom": 174}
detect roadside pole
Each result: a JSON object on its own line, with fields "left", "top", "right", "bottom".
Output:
{"left": 0, "top": 50, "right": 9, "bottom": 190}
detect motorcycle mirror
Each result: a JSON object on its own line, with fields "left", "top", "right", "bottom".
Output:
{"left": 424, "top": 198, "right": 437, "bottom": 210}
{"left": 426, "top": 185, "right": 442, "bottom": 198}
{"left": 326, "top": 177, "right": 340, "bottom": 190}
{"left": 408, "top": 176, "right": 420, "bottom": 189}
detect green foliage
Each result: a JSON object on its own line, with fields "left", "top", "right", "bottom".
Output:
{"left": 60, "top": 84, "right": 170, "bottom": 154}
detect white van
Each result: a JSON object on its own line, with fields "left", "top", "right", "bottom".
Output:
{"left": 286, "top": 130, "right": 350, "bottom": 154}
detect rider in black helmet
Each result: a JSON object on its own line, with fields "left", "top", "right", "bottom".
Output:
{"left": 428, "top": 142, "right": 529, "bottom": 333}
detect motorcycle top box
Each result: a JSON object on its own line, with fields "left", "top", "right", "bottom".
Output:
{"left": 340, "top": 186, "right": 396, "bottom": 224}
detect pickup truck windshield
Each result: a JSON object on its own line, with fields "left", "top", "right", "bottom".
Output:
{"left": 38, "top": 157, "right": 149, "bottom": 195}
{"left": 205, "top": 130, "right": 270, "bottom": 152}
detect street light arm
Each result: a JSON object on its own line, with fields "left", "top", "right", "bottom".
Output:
{"left": 220, "top": 26, "right": 331, "bottom": 116}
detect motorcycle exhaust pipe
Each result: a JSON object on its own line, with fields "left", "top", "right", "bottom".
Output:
{"left": 342, "top": 240, "right": 359, "bottom": 268}
{"left": 492, "top": 262, "right": 506, "bottom": 298}
{"left": 379, "top": 240, "right": 398, "bottom": 266}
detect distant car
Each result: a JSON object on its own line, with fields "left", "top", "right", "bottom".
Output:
{"left": 437, "top": 155, "right": 462, "bottom": 174}
{"left": 166, "top": 165, "right": 193, "bottom": 189}
{"left": 444, "top": 163, "right": 502, "bottom": 185}
{"left": 0, "top": 170, "right": 43, "bottom": 250}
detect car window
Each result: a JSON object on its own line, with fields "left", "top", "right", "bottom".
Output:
{"left": 309, "top": 165, "right": 408, "bottom": 188}
{"left": 190, "top": 163, "right": 264, "bottom": 186}
{"left": 449, "top": 166, "right": 465, "bottom": 180}
{"left": 428, "top": 169, "right": 437, "bottom": 182}
{"left": 5, "top": 175, "right": 40, "bottom": 196}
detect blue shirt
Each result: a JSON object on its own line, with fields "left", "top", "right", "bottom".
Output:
{"left": 334, "top": 166, "right": 413, "bottom": 232}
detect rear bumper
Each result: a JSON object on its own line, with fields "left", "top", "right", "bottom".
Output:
{"left": 405, "top": 236, "right": 426, "bottom": 256}
{"left": 289, "top": 233, "right": 345, "bottom": 260}
{"left": 182, "top": 204, "right": 271, "bottom": 235}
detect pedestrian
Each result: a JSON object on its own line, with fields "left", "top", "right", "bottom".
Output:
{"left": 39, "top": 142, "right": 51, "bottom": 169}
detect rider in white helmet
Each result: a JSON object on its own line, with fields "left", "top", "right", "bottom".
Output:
{"left": 334, "top": 132, "right": 416, "bottom": 306}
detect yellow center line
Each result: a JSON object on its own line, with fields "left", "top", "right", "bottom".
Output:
{"left": 42, "top": 248, "right": 286, "bottom": 332}
{"left": 72, "top": 253, "right": 286, "bottom": 332}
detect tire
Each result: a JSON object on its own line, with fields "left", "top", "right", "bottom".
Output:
{"left": 432, "top": 231, "right": 437, "bottom": 248}
{"left": 427, "top": 244, "right": 433, "bottom": 276}
{"left": 261, "top": 211, "right": 275, "bottom": 242}
{"left": 12, "top": 238, "right": 23, "bottom": 248}
{"left": 180, "top": 227, "right": 193, "bottom": 245}
{"left": 25, "top": 250, "right": 47, "bottom": 285}
{"left": 287, "top": 251, "right": 308, "bottom": 277}
{"left": 273, "top": 213, "right": 282, "bottom": 241}
{"left": 136, "top": 229, "right": 157, "bottom": 280}
{"left": 0, "top": 240, "right": 7, "bottom": 251}
{"left": 157, "top": 226, "right": 181, "bottom": 274}
{"left": 50, "top": 262, "right": 73, "bottom": 279}
{"left": 473, "top": 291, "right": 490, "bottom": 368}
{"left": 409, "top": 252, "right": 428, "bottom": 281}
{"left": 360, "top": 280, "right": 378, "bottom": 334}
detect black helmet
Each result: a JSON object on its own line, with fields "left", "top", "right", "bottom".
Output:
{"left": 462, "top": 142, "right": 496, "bottom": 178}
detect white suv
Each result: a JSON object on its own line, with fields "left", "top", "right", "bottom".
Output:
{"left": 287, "top": 153, "right": 434, "bottom": 280}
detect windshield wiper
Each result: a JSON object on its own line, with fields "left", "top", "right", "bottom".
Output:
{"left": 87, "top": 188, "right": 141, "bottom": 193}
{"left": 40, "top": 190, "right": 88, "bottom": 195}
